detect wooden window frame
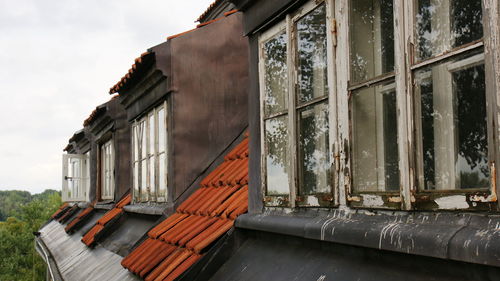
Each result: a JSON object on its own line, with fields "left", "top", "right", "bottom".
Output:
{"left": 259, "top": 0, "right": 337, "bottom": 208}
{"left": 99, "top": 139, "right": 114, "bottom": 201}
{"left": 62, "top": 153, "right": 90, "bottom": 202}
{"left": 131, "top": 101, "right": 168, "bottom": 204}
{"left": 338, "top": 0, "right": 500, "bottom": 211}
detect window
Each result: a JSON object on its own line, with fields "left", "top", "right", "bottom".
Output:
{"left": 100, "top": 139, "right": 114, "bottom": 200}
{"left": 412, "top": 0, "right": 492, "bottom": 200}
{"left": 259, "top": 1, "right": 334, "bottom": 207}
{"left": 62, "top": 153, "right": 90, "bottom": 202}
{"left": 132, "top": 101, "right": 168, "bottom": 203}
{"left": 341, "top": 0, "right": 496, "bottom": 209}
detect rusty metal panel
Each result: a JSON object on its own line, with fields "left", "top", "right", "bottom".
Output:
{"left": 169, "top": 13, "right": 249, "bottom": 201}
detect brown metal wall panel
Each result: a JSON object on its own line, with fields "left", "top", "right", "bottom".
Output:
{"left": 170, "top": 13, "right": 249, "bottom": 201}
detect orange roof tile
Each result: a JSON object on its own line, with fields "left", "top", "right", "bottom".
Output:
{"left": 109, "top": 52, "right": 155, "bottom": 94}
{"left": 121, "top": 137, "right": 249, "bottom": 279}
{"left": 64, "top": 206, "right": 94, "bottom": 233}
{"left": 81, "top": 193, "right": 131, "bottom": 247}
{"left": 51, "top": 203, "right": 70, "bottom": 219}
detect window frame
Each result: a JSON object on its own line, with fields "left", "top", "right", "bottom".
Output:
{"left": 337, "top": 0, "right": 500, "bottom": 211}
{"left": 131, "top": 100, "right": 169, "bottom": 204}
{"left": 259, "top": 0, "right": 337, "bottom": 208}
{"left": 99, "top": 139, "right": 115, "bottom": 201}
{"left": 62, "top": 153, "right": 90, "bottom": 202}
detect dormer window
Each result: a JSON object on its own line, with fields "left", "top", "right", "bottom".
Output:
{"left": 132, "top": 101, "right": 168, "bottom": 203}
{"left": 100, "top": 139, "right": 115, "bottom": 200}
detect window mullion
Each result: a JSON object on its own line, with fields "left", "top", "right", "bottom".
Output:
{"left": 394, "top": 0, "right": 412, "bottom": 210}
{"left": 335, "top": 0, "right": 350, "bottom": 206}
{"left": 286, "top": 14, "right": 297, "bottom": 207}
{"left": 483, "top": 0, "right": 500, "bottom": 208}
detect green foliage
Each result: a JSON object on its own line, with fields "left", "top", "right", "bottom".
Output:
{"left": 0, "top": 190, "right": 61, "bottom": 281}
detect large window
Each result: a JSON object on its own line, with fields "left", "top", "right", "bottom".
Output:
{"left": 258, "top": 0, "right": 499, "bottom": 210}
{"left": 132, "top": 101, "right": 168, "bottom": 203}
{"left": 259, "top": 1, "right": 334, "bottom": 207}
{"left": 62, "top": 152, "right": 90, "bottom": 202}
{"left": 344, "top": 0, "right": 495, "bottom": 209}
{"left": 100, "top": 139, "right": 114, "bottom": 200}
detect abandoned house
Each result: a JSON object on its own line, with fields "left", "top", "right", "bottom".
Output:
{"left": 36, "top": 0, "right": 500, "bottom": 280}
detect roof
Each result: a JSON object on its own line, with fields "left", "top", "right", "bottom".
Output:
{"left": 109, "top": 52, "right": 155, "bottom": 94}
{"left": 65, "top": 206, "right": 95, "bottom": 233}
{"left": 38, "top": 220, "right": 139, "bottom": 281}
{"left": 168, "top": 9, "right": 238, "bottom": 40}
{"left": 197, "top": 0, "right": 231, "bottom": 22}
{"left": 121, "top": 137, "right": 249, "bottom": 280}
{"left": 81, "top": 194, "right": 132, "bottom": 247}
{"left": 57, "top": 204, "right": 79, "bottom": 224}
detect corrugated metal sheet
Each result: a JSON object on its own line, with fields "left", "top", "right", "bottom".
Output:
{"left": 39, "top": 220, "right": 139, "bottom": 281}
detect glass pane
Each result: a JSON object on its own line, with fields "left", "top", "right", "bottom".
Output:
{"left": 149, "top": 157, "right": 155, "bottom": 198}
{"left": 416, "top": 0, "right": 483, "bottom": 61}
{"left": 158, "top": 153, "right": 166, "bottom": 200}
{"left": 141, "top": 121, "right": 147, "bottom": 159}
{"left": 352, "top": 82, "right": 400, "bottom": 192}
{"left": 141, "top": 160, "right": 148, "bottom": 201}
{"left": 133, "top": 125, "right": 139, "bottom": 161}
{"left": 415, "top": 54, "right": 489, "bottom": 190}
{"left": 296, "top": 4, "right": 328, "bottom": 104}
{"left": 158, "top": 108, "right": 166, "bottom": 153}
{"left": 350, "top": 0, "right": 394, "bottom": 83}
{"left": 265, "top": 115, "right": 290, "bottom": 195}
{"left": 298, "top": 102, "right": 331, "bottom": 194}
{"left": 149, "top": 114, "right": 155, "bottom": 156}
{"left": 263, "top": 31, "right": 288, "bottom": 116}
{"left": 133, "top": 162, "right": 139, "bottom": 201}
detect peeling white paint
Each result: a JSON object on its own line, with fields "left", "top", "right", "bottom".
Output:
{"left": 307, "top": 196, "right": 320, "bottom": 207}
{"left": 361, "top": 194, "right": 384, "bottom": 207}
{"left": 434, "top": 195, "right": 469, "bottom": 209}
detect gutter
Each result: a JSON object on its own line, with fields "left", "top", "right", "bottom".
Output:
{"left": 34, "top": 236, "right": 64, "bottom": 281}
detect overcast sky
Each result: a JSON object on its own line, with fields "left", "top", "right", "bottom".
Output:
{"left": 0, "top": 0, "right": 215, "bottom": 194}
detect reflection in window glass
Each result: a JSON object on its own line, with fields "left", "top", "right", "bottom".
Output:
{"left": 352, "top": 82, "right": 400, "bottom": 192}
{"left": 297, "top": 4, "right": 328, "bottom": 104}
{"left": 265, "top": 116, "right": 290, "bottom": 195}
{"left": 350, "top": 0, "right": 394, "bottom": 83}
{"left": 158, "top": 108, "right": 166, "bottom": 152}
{"left": 298, "top": 102, "right": 330, "bottom": 194}
{"left": 415, "top": 54, "right": 489, "bottom": 190}
{"left": 263, "top": 31, "right": 288, "bottom": 116}
{"left": 158, "top": 153, "right": 166, "bottom": 200}
{"left": 416, "top": 0, "right": 483, "bottom": 61}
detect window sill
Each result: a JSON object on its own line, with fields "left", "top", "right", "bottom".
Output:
{"left": 235, "top": 208, "right": 500, "bottom": 267}
{"left": 123, "top": 203, "right": 172, "bottom": 215}
{"left": 94, "top": 202, "right": 114, "bottom": 210}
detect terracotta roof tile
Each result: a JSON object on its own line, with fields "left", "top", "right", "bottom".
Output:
{"left": 109, "top": 52, "right": 155, "bottom": 94}
{"left": 57, "top": 205, "right": 79, "bottom": 223}
{"left": 81, "top": 193, "right": 131, "bottom": 247}
{"left": 64, "top": 206, "right": 94, "bottom": 233}
{"left": 121, "top": 137, "right": 249, "bottom": 279}
{"left": 51, "top": 203, "right": 70, "bottom": 219}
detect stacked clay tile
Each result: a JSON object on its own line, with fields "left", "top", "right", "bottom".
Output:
{"left": 51, "top": 203, "right": 70, "bottom": 220}
{"left": 121, "top": 137, "right": 249, "bottom": 281}
{"left": 64, "top": 205, "right": 95, "bottom": 233}
{"left": 81, "top": 193, "right": 131, "bottom": 246}
{"left": 57, "top": 204, "right": 79, "bottom": 223}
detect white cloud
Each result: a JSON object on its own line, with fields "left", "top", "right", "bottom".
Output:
{"left": 0, "top": 0, "right": 215, "bottom": 193}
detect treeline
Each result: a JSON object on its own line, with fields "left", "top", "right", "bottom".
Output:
{"left": 0, "top": 189, "right": 62, "bottom": 281}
